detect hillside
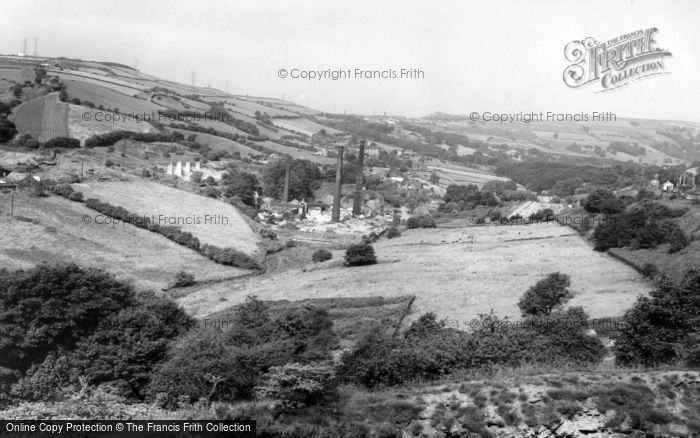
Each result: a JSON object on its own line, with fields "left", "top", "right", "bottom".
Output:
{"left": 175, "top": 223, "right": 651, "bottom": 322}
{"left": 0, "top": 192, "right": 248, "bottom": 291}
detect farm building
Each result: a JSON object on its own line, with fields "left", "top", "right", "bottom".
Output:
{"left": 661, "top": 181, "right": 674, "bottom": 191}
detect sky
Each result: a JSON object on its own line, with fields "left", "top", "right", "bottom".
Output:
{"left": 1, "top": 0, "right": 698, "bottom": 121}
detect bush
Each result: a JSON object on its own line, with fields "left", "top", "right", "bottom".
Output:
{"left": 68, "top": 191, "right": 84, "bottom": 202}
{"left": 52, "top": 183, "right": 74, "bottom": 198}
{"left": 42, "top": 137, "right": 80, "bottom": 149}
{"left": 150, "top": 297, "right": 338, "bottom": 407}
{"left": 641, "top": 263, "right": 659, "bottom": 278}
{"left": 344, "top": 244, "right": 377, "bottom": 267}
{"left": 312, "top": 249, "right": 332, "bottom": 263}
{"left": 259, "top": 228, "right": 278, "bottom": 240}
{"left": 518, "top": 272, "right": 572, "bottom": 316}
{"left": 406, "top": 216, "right": 420, "bottom": 229}
{"left": 668, "top": 227, "right": 689, "bottom": 253}
{"left": 148, "top": 329, "right": 256, "bottom": 407}
{"left": 386, "top": 226, "right": 401, "bottom": 239}
{"left": 256, "top": 362, "right": 337, "bottom": 411}
{"left": 418, "top": 215, "right": 436, "bottom": 228}
{"left": 616, "top": 273, "right": 700, "bottom": 366}
{"left": 84, "top": 131, "right": 175, "bottom": 148}
{"left": 174, "top": 270, "right": 195, "bottom": 287}
{"left": 68, "top": 297, "right": 194, "bottom": 399}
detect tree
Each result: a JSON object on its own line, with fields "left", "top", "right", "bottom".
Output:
{"left": 616, "top": 274, "right": 700, "bottom": 366}
{"left": 0, "top": 264, "right": 136, "bottom": 374}
{"left": 0, "top": 117, "right": 17, "bottom": 143}
{"left": 668, "top": 227, "right": 689, "bottom": 254}
{"left": 518, "top": 272, "right": 572, "bottom": 316}
{"left": 262, "top": 158, "right": 322, "bottom": 201}
{"left": 11, "top": 84, "right": 22, "bottom": 98}
{"left": 223, "top": 172, "right": 258, "bottom": 206}
{"left": 429, "top": 173, "right": 440, "bottom": 184}
{"left": 344, "top": 244, "right": 377, "bottom": 266}
{"left": 69, "top": 297, "right": 194, "bottom": 398}
{"left": 583, "top": 189, "right": 617, "bottom": 214}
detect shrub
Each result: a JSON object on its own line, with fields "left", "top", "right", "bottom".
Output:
{"left": 419, "top": 215, "right": 436, "bottom": 228}
{"left": 255, "top": 362, "right": 337, "bottom": 411}
{"left": 148, "top": 329, "right": 256, "bottom": 407}
{"left": 312, "top": 249, "right": 332, "bottom": 263}
{"left": 344, "top": 244, "right": 377, "bottom": 266}
{"left": 518, "top": 272, "right": 572, "bottom": 316}
{"left": 406, "top": 217, "right": 420, "bottom": 229}
{"left": 668, "top": 227, "right": 689, "bottom": 253}
{"left": 174, "top": 270, "right": 195, "bottom": 287}
{"left": 0, "top": 264, "right": 136, "bottom": 375}
{"left": 259, "top": 228, "right": 278, "bottom": 240}
{"left": 68, "top": 297, "right": 194, "bottom": 399}
{"left": 616, "top": 273, "right": 700, "bottom": 366}
{"left": 68, "top": 191, "right": 84, "bottom": 202}
{"left": 386, "top": 226, "right": 401, "bottom": 239}
{"left": 641, "top": 263, "right": 659, "bottom": 278}
{"left": 42, "top": 137, "right": 80, "bottom": 149}
{"left": 52, "top": 183, "right": 74, "bottom": 198}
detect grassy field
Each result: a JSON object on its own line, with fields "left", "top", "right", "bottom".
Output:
{"left": 167, "top": 128, "right": 260, "bottom": 156}
{"left": 258, "top": 140, "right": 336, "bottom": 164}
{"left": 176, "top": 223, "right": 651, "bottom": 324}
{"left": 76, "top": 180, "right": 262, "bottom": 257}
{"left": 67, "top": 104, "right": 152, "bottom": 144}
{"left": 9, "top": 93, "right": 69, "bottom": 142}
{"left": 271, "top": 117, "right": 342, "bottom": 136}
{"left": 0, "top": 193, "right": 248, "bottom": 292}
{"left": 63, "top": 79, "right": 160, "bottom": 114}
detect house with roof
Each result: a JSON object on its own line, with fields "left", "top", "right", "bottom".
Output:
{"left": 661, "top": 180, "right": 674, "bottom": 192}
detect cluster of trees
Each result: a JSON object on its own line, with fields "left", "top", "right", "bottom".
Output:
{"left": 148, "top": 296, "right": 338, "bottom": 407}
{"left": 498, "top": 161, "right": 638, "bottom": 193}
{"left": 443, "top": 183, "right": 499, "bottom": 209}
{"left": 262, "top": 157, "right": 322, "bottom": 201}
{"left": 616, "top": 272, "right": 700, "bottom": 367}
{"left": 7, "top": 261, "right": 700, "bottom": 425}
{"left": 0, "top": 264, "right": 194, "bottom": 403}
{"left": 167, "top": 123, "right": 275, "bottom": 156}
{"left": 588, "top": 193, "right": 690, "bottom": 253}
{"left": 219, "top": 166, "right": 259, "bottom": 206}
{"left": 84, "top": 130, "right": 178, "bottom": 148}
{"left": 341, "top": 272, "right": 605, "bottom": 387}
{"left": 608, "top": 141, "right": 647, "bottom": 157}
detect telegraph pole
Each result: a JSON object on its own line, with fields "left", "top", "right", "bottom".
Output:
{"left": 332, "top": 145, "right": 344, "bottom": 222}
{"left": 10, "top": 191, "right": 14, "bottom": 221}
